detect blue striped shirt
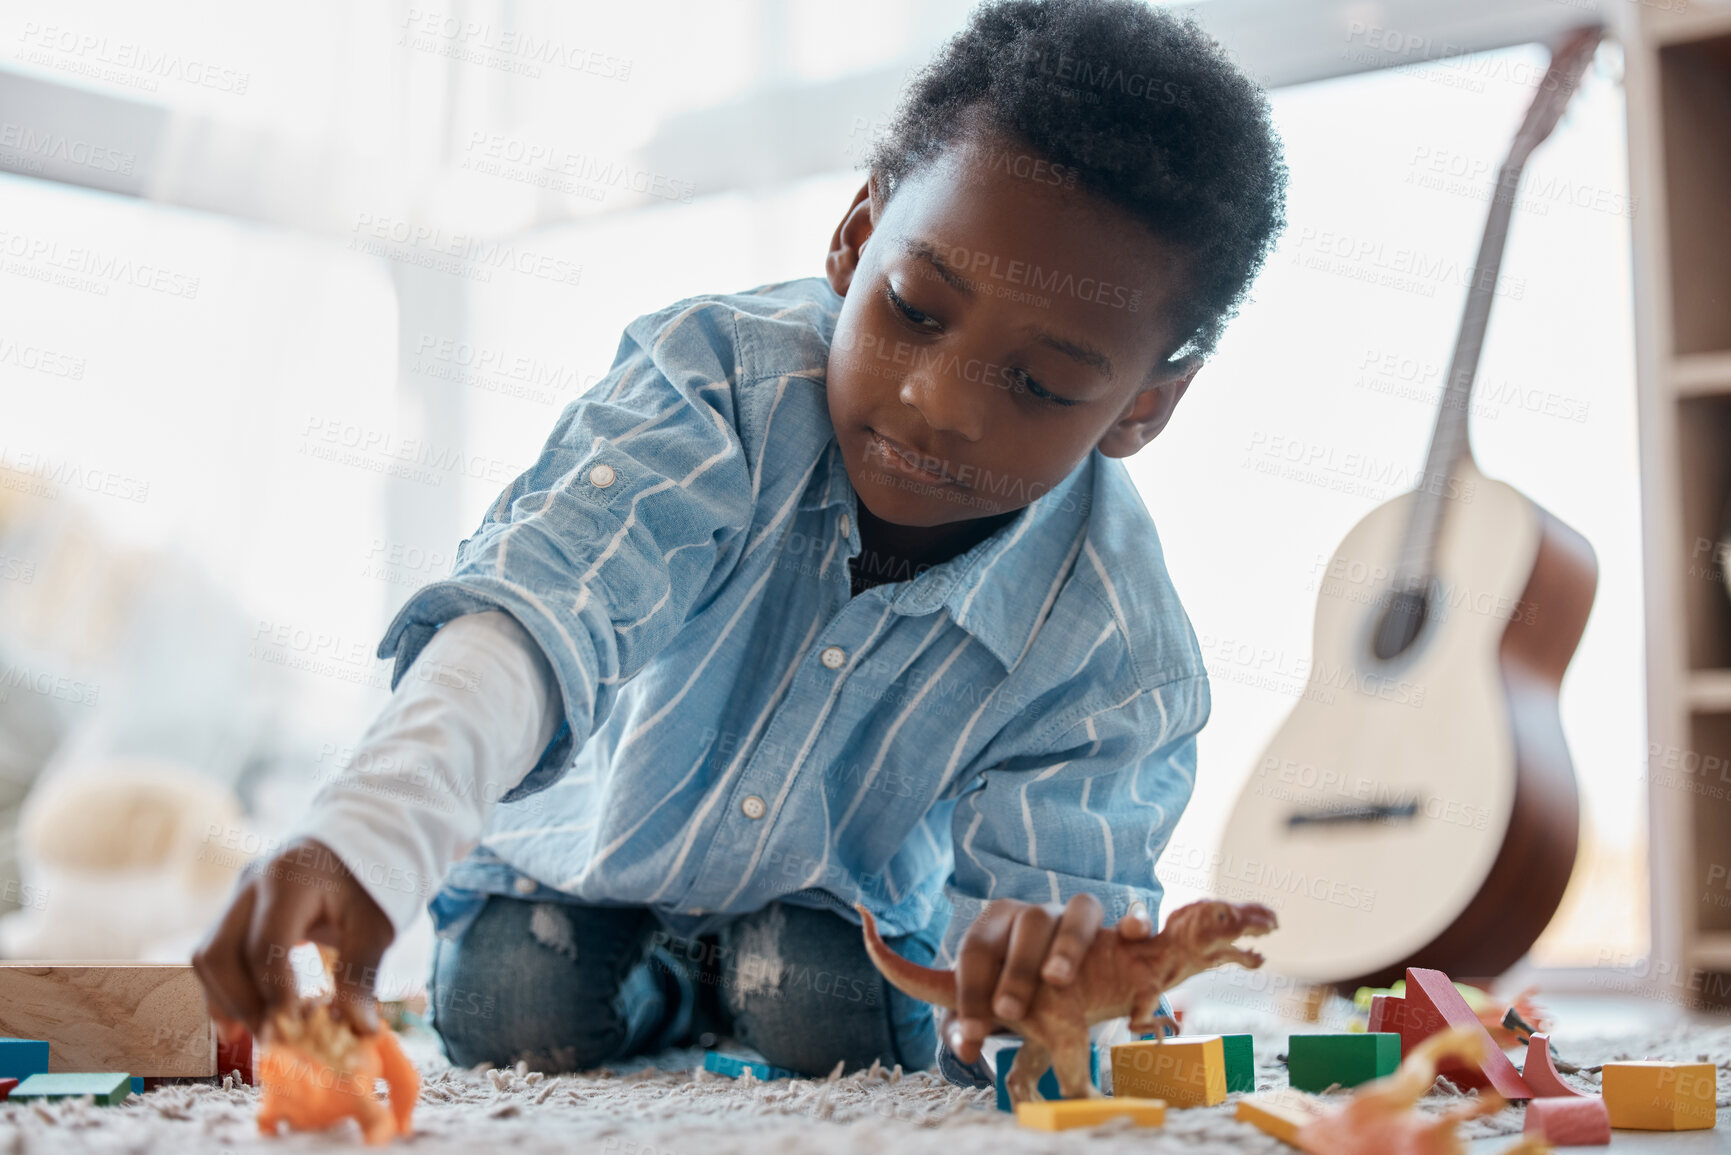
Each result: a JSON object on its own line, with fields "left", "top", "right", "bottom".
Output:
{"left": 379, "top": 274, "right": 1210, "bottom": 967}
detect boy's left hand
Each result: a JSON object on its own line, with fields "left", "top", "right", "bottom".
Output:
{"left": 941, "top": 893, "right": 1154, "bottom": 1065}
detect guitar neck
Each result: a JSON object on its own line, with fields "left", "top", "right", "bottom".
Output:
{"left": 1390, "top": 27, "right": 1603, "bottom": 594}
{"left": 1391, "top": 160, "right": 1522, "bottom": 589}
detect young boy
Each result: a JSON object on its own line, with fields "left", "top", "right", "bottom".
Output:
{"left": 194, "top": 0, "right": 1286, "bottom": 1086}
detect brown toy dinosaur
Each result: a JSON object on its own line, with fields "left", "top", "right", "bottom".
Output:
{"left": 856, "top": 899, "right": 1277, "bottom": 1103}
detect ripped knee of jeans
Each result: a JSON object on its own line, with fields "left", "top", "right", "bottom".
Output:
{"left": 528, "top": 903, "right": 580, "bottom": 962}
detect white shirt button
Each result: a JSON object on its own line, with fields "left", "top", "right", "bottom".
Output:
{"left": 512, "top": 875, "right": 538, "bottom": 895}
{"left": 839, "top": 513, "right": 850, "bottom": 538}
{"left": 741, "top": 795, "right": 766, "bottom": 820}
{"left": 589, "top": 463, "right": 616, "bottom": 488}
{"left": 820, "top": 645, "right": 846, "bottom": 669}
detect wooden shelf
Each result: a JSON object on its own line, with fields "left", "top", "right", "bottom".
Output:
{"left": 1671, "top": 352, "right": 1731, "bottom": 398}
{"left": 1676, "top": 395, "right": 1731, "bottom": 670}
{"left": 1691, "top": 932, "right": 1731, "bottom": 971}
{"left": 1638, "top": 14, "right": 1731, "bottom": 982}
{"left": 1689, "top": 670, "right": 1731, "bottom": 713}
{"left": 1660, "top": 33, "right": 1731, "bottom": 356}
{"left": 1652, "top": 6, "right": 1731, "bottom": 48}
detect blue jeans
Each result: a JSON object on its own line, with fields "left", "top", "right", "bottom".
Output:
{"left": 428, "top": 895, "right": 943, "bottom": 1077}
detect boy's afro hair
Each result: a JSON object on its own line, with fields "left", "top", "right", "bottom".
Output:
{"left": 864, "top": 0, "right": 1288, "bottom": 362}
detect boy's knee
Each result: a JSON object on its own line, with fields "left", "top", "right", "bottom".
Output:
{"left": 717, "top": 901, "right": 934, "bottom": 1075}
{"left": 427, "top": 897, "right": 649, "bottom": 1073}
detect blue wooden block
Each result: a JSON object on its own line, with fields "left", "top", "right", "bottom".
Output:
{"left": 131, "top": 1076, "right": 144, "bottom": 1094}
{"left": 994, "top": 1042, "right": 1100, "bottom": 1111}
{"left": 703, "top": 1050, "right": 802, "bottom": 1081}
{"left": 0, "top": 1039, "right": 48, "bottom": 1081}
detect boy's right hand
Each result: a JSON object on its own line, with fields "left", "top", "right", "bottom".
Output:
{"left": 192, "top": 837, "right": 394, "bottom": 1040}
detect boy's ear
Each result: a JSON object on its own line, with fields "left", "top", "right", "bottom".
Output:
{"left": 1097, "top": 356, "right": 1203, "bottom": 458}
{"left": 825, "top": 174, "right": 879, "bottom": 296}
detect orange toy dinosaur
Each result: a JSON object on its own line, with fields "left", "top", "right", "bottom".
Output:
{"left": 857, "top": 898, "right": 1277, "bottom": 1104}
{"left": 255, "top": 951, "right": 419, "bottom": 1145}
{"left": 1293, "top": 1026, "right": 1549, "bottom": 1155}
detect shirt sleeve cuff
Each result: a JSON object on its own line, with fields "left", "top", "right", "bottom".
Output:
{"left": 283, "top": 803, "right": 444, "bottom": 936}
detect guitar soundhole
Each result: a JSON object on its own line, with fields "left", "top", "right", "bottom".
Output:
{"left": 1371, "top": 588, "right": 1429, "bottom": 661}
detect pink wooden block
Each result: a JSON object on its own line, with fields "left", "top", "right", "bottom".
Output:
{"left": 1524, "top": 1096, "right": 1610, "bottom": 1145}
{"left": 1521, "top": 1032, "right": 1587, "bottom": 1098}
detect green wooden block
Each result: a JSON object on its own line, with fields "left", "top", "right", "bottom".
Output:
{"left": 12, "top": 1072, "right": 133, "bottom": 1106}
{"left": 1221, "top": 1033, "right": 1255, "bottom": 1093}
{"left": 1288, "top": 1033, "right": 1400, "bottom": 1092}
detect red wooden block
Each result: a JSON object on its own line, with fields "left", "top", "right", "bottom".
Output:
{"left": 1399, "top": 969, "right": 1532, "bottom": 1099}
{"left": 216, "top": 1028, "right": 253, "bottom": 1085}
{"left": 0, "top": 1077, "right": 16, "bottom": 1100}
{"left": 1524, "top": 1096, "right": 1610, "bottom": 1145}
{"left": 1521, "top": 1032, "right": 1587, "bottom": 1098}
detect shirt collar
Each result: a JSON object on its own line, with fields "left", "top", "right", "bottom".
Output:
{"left": 802, "top": 438, "right": 1096, "bottom": 672}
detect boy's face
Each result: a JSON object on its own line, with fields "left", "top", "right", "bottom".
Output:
{"left": 823, "top": 128, "right": 1202, "bottom": 530}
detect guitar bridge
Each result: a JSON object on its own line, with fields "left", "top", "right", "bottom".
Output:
{"left": 1286, "top": 801, "right": 1420, "bottom": 828}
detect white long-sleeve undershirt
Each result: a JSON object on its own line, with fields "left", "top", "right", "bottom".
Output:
{"left": 282, "top": 609, "right": 559, "bottom": 933}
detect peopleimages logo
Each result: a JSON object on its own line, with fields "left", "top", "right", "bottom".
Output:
{"left": 907, "top": 241, "right": 1143, "bottom": 313}
{"left": 15, "top": 22, "right": 252, "bottom": 94}
{"left": 398, "top": 10, "right": 632, "bottom": 82}
{"left": 1011, "top": 46, "right": 1192, "bottom": 106}
{"left": 348, "top": 213, "right": 583, "bottom": 287}
{"left": 0, "top": 122, "right": 135, "bottom": 175}
{"left": 0, "top": 229, "right": 200, "bottom": 299}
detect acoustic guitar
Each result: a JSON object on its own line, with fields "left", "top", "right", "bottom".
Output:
{"left": 1213, "top": 26, "right": 1604, "bottom": 990}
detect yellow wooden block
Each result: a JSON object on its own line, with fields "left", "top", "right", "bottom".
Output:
{"left": 1015, "top": 1097, "right": 1167, "bottom": 1131}
{"left": 1601, "top": 1061, "right": 1717, "bottom": 1131}
{"left": 1111, "top": 1035, "right": 1227, "bottom": 1107}
{"left": 1235, "top": 1089, "right": 1326, "bottom": 1144}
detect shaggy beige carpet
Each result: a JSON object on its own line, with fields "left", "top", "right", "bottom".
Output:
{"left": 3, "top": 1001, "right": 1726, "bottom": 1152}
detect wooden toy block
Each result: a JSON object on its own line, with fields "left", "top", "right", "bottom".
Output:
{"left": 0, "top": 1077, "right": 17, "bottom": 1100}
{"left": 1524, "top": 1096, "right": 1610, "bottom": 1145}
{"left": 1235, "top": 1088, "right": 1326, "bottom": 1143}
{"left": 702, "top": 1051, "right": 802, "bottom": 1081}
{"left": 1221, "top": 1033, "right": 1256, "bottom": 1093}
{"left": 1111, "top": 1034, "right": 1227, "bottom": 1107}
{"left": 1520, "top": 1031, "right": 1586, "bottom": 1097}
{"left": 0, "top": 1037, "right": 49, "bottom": 1081}
{"left": 0, "top": 964, "right": 214, "bottom": 1077}
{"left": 1600, "top": 1060, "right": 1717, "bottom": 1130}
{"left": 1015, "top": 1096, "right": 1166, "bottom": 1131}
{"left": 130, "top": 1076, "right": 144, "bottom": 1095}
{"left": 1395, "top": 968, "right": 1530, "bottom": 1099}
{"left": 1288, "top": 1033, "right": 1401, "bottom": 1092}
{"left": 11, "top": 1072, "right": 133, "bottom": 1106}
{"left": 994, "top": 1042, "right": 1097, "bottom": 1110}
